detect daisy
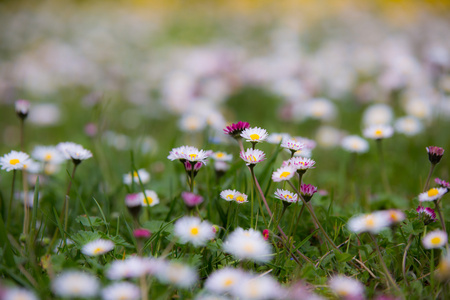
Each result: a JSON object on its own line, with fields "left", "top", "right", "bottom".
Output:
{"left": 174, "top": 216, "right": 215, "bottom": 246}
{"left": 422, "top": 230, "right": 448, "bottom": 249}
{"left": 418, "top": 187, "right": 447, "bottom": 202}
{"left": 56, "top": 142, "right": 79, "bottom": 159}
{"left": 0, "top": 150, "right": 31, "bottom": 172}
{"left": 292, "top": 137, "right": 316, "bottom": 150}
{"left": 102, "top": 282, "right": 140, "bottom": 300}
{"left": 4, "top": 288, "right": 37, "bottom": 300}
{"left": 179, "top": 113, "right": 207, "bottom": 132}
{"left": 168, "top": 146, "right": 209, "bottom": 165}
{"left": 220, "top": 189, "right": 238, "bottom": 201}
{"left": 435, "top": 178, "right": 450, "bottom": 189}
{"left": 416, "top": 206, "right": 437, "bottom": 225}
{"left": 292, "top": 147, "right": 312, "bottom": 158}
{"left": 211, "top": 151, "right": 233, "bottom": 162}
{"left": 123, "top": 169, "right": 150, "bottom": 185}
{"left": 240, "top": 127, "right": 269, "bottom": 144}
{"left": 284, "top": 157, "right": 316, "bottom": 172}
{"left": 363, "top": 124, "right": 394, "bottom": 140}
{"left": 347, "top": 212, "right": 391, "bottom": 234}
{"left": 394, "top": 116, "right": 423, "bottom": 136}
{"left": 125, "top": 193, "right": 141, "bottom": 217}
{"left": 328, "top": 275, "right": 365, "bottom": 300}
{"left": 300, "top": 184, "right": 318, "bottom": 202}
{"left": 266, "top": 133, "right": 291, "bottom": 144}
{"left": 240, "top": 149, "right": 266, "bottom": 166}
{"left": 156, "top": 261, "right": 198, "bottom": 288}
{"left": 362, "top": 103, "right": 394, "bottom": 126}
{"left": 385, "top": 209, "right": 405, "bottom": 225}
{"left": 81, "top": 239, "right": 114, "bottom": 256}
{"left": 436, "top": 252, "right": 450, "bottom": 281}
{"left": 106, "top": 257, "right": 152, "bottom": 280}
{"left": 60, "top": 143, "right": 92, "bottom": 163}
{"left": 281, "top": 139, "right": 304, "bottom": 153}
{"left": 426, "top": 146, "right": 445, "bottom": 164}
{"left": 231, "top": 274, "right": 284, "bottom": 300}
{"left": 223, "top": 228, "right": 272, "bottom": 263}
{"left": 272, "top": 165, "right": 296, "bottom": 182}
{"left": 133, "top": 228, "right": 152, "bottom": 239}
{"left": 139, "top": 190, "right": 159, "bottom": 207}
{"left": 341, "top": 135, "right": 369, "bottom": 153}
{"left": 274, "top": 189, "right": 298, "bottom": 204}
{"left": 52, "top": 271, "right": 99, "bottom": 298}
{"left": 32, "top": 146, "right": 65, "bottom": 164}
{"left": 316, "top": 126, "right": 343, "bottom": 148}
{"left": 22, "top": 159, "right": 42, "bottom": 174}
{"left": 304, "top": 98, "right": 336, "bottom": 121}
{"left": 223, "top": 121, "right": 250, "bottom": 139}
{"left": 182, "top": 191, "right": 204, "bottom": 207}
{"left": 214, "top": 161, "right": 230, "bottom": 173}
{"left": 235, "top": 192, "right": 249, "bottom": 204}
{"left": 204, "top": 267, "right": 247, "bottom": 294}
{"left": 15, "top": 99, "right": 30, "bottom": 119}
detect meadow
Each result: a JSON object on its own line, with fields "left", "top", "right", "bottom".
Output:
{"left": 0, "top": 1, "right": 450, "bottom": 299}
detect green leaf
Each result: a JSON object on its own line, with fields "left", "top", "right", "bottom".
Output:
{"left": 75, "top": 216, "right": 105, "bottom": 227}
{"left": 333, "top": 249, "right": 354, "bottom": 263}
{"left": 71, "top": 230, "right": 102, "bottom": 248}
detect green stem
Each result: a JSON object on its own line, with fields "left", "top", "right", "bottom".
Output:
{"left": 377, "top": 139, "right": 391, "bottom": 194}
{"left": 6, "top": 170, "right": 17, "bottom": 231}
{"left": 370, "top": 233, "right": 401, "bottom": 293}
{"left": 423, "top": 163, "right": 436, "bottom": 192}
{"left": 435, "top": 199, "right": 447, "bottom": 234}
{"left": 402, "top": 234, "right": 414, "bottom": 286}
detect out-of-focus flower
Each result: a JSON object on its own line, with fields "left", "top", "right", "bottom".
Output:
{"left": 348, "top": 212, "right": 391, "bottom": 234}
{"left": 3, "top": 288, "right": 37, "bottom": 300}
{"left": 204, "top": 267, "right": 246, "bottom": 294}
{"left": 106, "top": 257, "right": 153, "bottom": 280}
{"left": 28, "top": 103, "right": 61, "bottom": 126}
{"left": 32, "top": 146, "right": 65, "bottom": 164}
{"left": 240, "top": 149, "right": 266, "bottom": 166}
{"left": 15, "top": 99, "right": 30, "bottom": 119}
{"left": 182, "top": 191, "right": 203, "bottom": 207}
{"left": 272, "top": 165, "right": 296, "bottom": 182}
{"left": 223, "top": 228, "right": 272, "bottom": 263}
{"left": 362, "top": 103, "right": 393, "bottom": 126}
{"left": 328, "top": 275, "right": 365, "bottom": 300}
{"left": 341, "top": 135, "right": 369, "bottom": 153}
{"left": 404, "top": 98, "right": 432, "bottom": 120}
{"left": 123, "top": 169, "right": 150, "bottom": 185}
{"left": 266, "top": 133, "right": 291, "bottom": 144}
{"left": 436, "top": 252, "right": 450, "bottom": 281}
{"left": 394, "top": 116, "right": 423, "bottom": 136}
{"left": 385, "top": 209, "right": 405, "bottom": 225}
{"left": 418, "top": 188, "right": 447, "bottom": 202}
{"left": 363, "top": 124, "right": 394, "bottom": 140}
{"left": 52, "top": 271, "right": 99, "bottom": 298}
{"left": 125, "top": 193, "right": 141, "bottom": 218}
{"left": 179, "top": 113, "right": 207, "bottom": 132}
{"left": 138, "top": 190, "right": 159, "bottom": 207}
{"left": 81, "top": 239, "right": 114, "bottom": 256}
{"left": 133, "top": 228, "right": 151, "bottom": 239}
{"left": 0, "top": 150, "right": 31, "bottom": 172}
{"left": 211, "top": 151, "right": 232, "bottom": 162}
{"left": 304, "top": 98, "right": 336, "bottom": 121}
{"left": 174, "top": 216, "right": 215, "bottom": 247}
{"left": 315, "top": 126, "right": 343, "bottom": 148}
{"left": 283, "top": 157, "right": 316, "bottom": 173}
{"left": 101, "top": 282, "right": 140, "bottom": 300}
{"left": 235, "top": 192, "right": 249, "bottom": 204}
{"left": 262, "top": 229, "right": 269, "bottom": 241}
{"left": 240, "top": 127, "right": 269, "bottom": 144}
{"left": 155, "top": 261, "right": 198, "bottom": 288}
{"left": 426, "top": 146, "right": 444, "bottom": 164}
{"left": 422, "top": 230, "right": 448, "bottom": 249}
{"left": 231, "top": 274, "right": 284, "bottom": 300}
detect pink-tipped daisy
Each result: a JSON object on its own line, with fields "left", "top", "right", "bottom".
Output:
{"left": 234, "top": 192, "right": 249, "bottom": 204}
{"left": 240, "top": 149, "right": 266, "bottom": 166}
{"left": 300, "top": 184, "right": 318, "bottom": 202}
{"left": 168, "top": 146, "right": 209, "bottom": 165}
{"left": 435, "top": 178, "right": 450, "bottom": 189}
{"left": 182, "top": 191, "right": 204, "bottom": 207}
{"left": 426, "top": 146, "right": 445, "bottom": 164}
{"left": 224, "top": 121, "right": 250, "bottom": 139}
{"left": 174, "top": 216, "right": 215, "bottom": 247}
{"left": 422, "top": 230, "right": 448, "bottom": 249}
{"left": 272, "top": 165, "right": 296, "bottom": 182}
{"left": 363, "top": 124, "right": 394, "bottom": 140}
{"left": 416, "top": 206, "right": 437, "bottom": 225}
{"left": 240, "top": 127, "right": 269, "bottom": 143}
{"left": 81, "top": 239, "right": 114, "bottom": 256}
{"left": 220, "top": 189, "right": 238, "bottom": 201}
{"left": 284, "top": 157, "right": 316, "bottom": 172}
{"left": 274, "top": 189, "right": 298, "bottom": 204}
{"left": 418, "top": 187, "right": 447, "bottom": 202}
{"left": 281, "top": 139, "right": 304, "bottom": 153}
{"left": 0, "top": 150, "right": 31, "bottom": 172}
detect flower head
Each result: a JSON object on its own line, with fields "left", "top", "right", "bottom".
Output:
{"left": 240, "top": 149, "right": 266, "bottom": 166}
{"left": 155, "top": 260, "right": 198, "bottom": 288}
{"left": 436, "top": 252, "right": 450, "bottom": 281}
{"left": 139, "top": 190, "right": 159, "bottom": 207}
{"left": 125, "top": 193, "right": 141, "bottom": 218}
{"left": 0, "top": 150, "right": 31, "bottom": 172}
{"left": 422, "top": 230, "right": 448, "bottom": 249}
{"left": 223, "top": 228, "right": 272, "bottom": 263}
{"left": 363, "top": 124, "right": 394, "bottom": 140}
{"left": 281, "top": 139, "right": 304, "bottom": 153}
{"left": 102, "top": 282, "right": 140, "bottom": 300}
{"left": 418, "top": 187, "right": 447, "bottom": 202}
{"left": 300, "top": 184, "right": 318, "bottom": 202}
{"left": 123, "top": 169, "right": 150, "bottom": 185}
{"left": 224, "top": 121, "right": 250, "bottom": 139}
{"left": 220, "top": 189, "right": 238, "bottom": 201}
{"left": 272, "top": 165, "right": 296, "bottom": 182}
{"left": 262, "top": 229, "right": 269, "bottom": 241}
{"left": 3, "top": 288, "right": 37, "bottom": 300}
{"left": 168, "top": 146, "right": 209, "bottom": 165}
{"left": 416, "top": 206, "right": 437, "bottom": 225}
{"left": 274, "top": 189, "right": 298, "bottom": 204}
{"left": 106, "top": 257, "right": 153, "bottom": 280}
{"left": 231, "top": 274, "right": 284, "bottom": 300}
{"left": 328, "top": 275, "right": 365, "bottom": 300}
{"left": 182, "top": 191, "right": 204, "bottom": 207}
{"left": 32, "top": 146, "right": 65, "bottom": 164}
{"left": 266, "top": 133, "right": 291, "bottom": 144}
{"left": 52, "top": 271, "right": 99, "bottom": 298}
{"left": 394, "top": 116, "right": 423, "bottom": 136}
{"left": 204, "top": 267, "right": 246, "bottom": 294}
{"left": 385, "top": 209, "right": 405, "bottom": 225}
{"left": 234, "top": 192, "right": 249, "bottom": 204}
{"left": 348, "top": 212, "right": 391, "bottom": 234}
{"left": 435, "top": 178, "right": 450, "bottom": 189}
{"left": 133, "top": 228, "right": 151, "bottom": 239}
{"left": 241, "top": 127, "right": 269, "bottom": 143}
{"left": 81, "top": 239, "right": 114, "bottom": 256}
{"left": 174, "top": 216, "right": 215, "bottom": 247}
{"left": 283, "top": 157, "right": 316, "bottom": 172}
{"left": 426, "top": 146, "right": 445, "bottom": 164}
{"left": 341, "top": 135, "right": 369, "bottom": 153}
{"left": 15, "top": 99, "right": 30, "bottom": 119}
{"left": 211, "top": 151, "right": 233, "bottom": 162}
{"left": 57, "top": 143, "right": 92, "bottom": 164}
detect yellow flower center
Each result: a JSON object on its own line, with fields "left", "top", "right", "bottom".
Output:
{"left": 93, "top": 247, "right": 103, "bottom": 254}
{"left": 216, "top": 152, "right": 224, "bottom": 158}
{"left": 226, "top": 194, "right": 234, "bottom": 199}
{"left": 280, "top": 171, "right": 291, "bottom": 178}
{"left": 144, "top": 197, "right": 153, "bottom": 205}
{"left": 284, "top": 195, "right": 292, "bottom": 199}
{"left": 351, "top": 142, "right": 359, "bottom": 149}
{"left": 427, "top": 188, "right": 439, "bottom": 197}
{"left": 243, "top": 243, "right": 254, "bottom": 253}
{"left": 374, "top": 129, "right": 383, "bottom": 136}
{"left": 431, "top": 236, "right": 442, "bottom": 245}
{"left": 133, "top": 171, "right": 139, "bottom": 177}
{"left": 44, "top": 153, "right": 52, "bottom": 161}
{"left": 224, "top": 278, "right": 234, "bottom": 287}
{"left": 189, "top": 154, "right": 197, "bottom": 160}
{"left": 365, "top": 215, "right": 375, "bottom": 227}
{"left": 250, "top": 134, "right": 260, "bottom": 140}
{"left": 390, "top": 212, "right": 398, "bottom": 221}
{"left": 236, "top": 196, "right": 245, "bottom": 202}
{"left": 190, "top": 227, "right": 199, "bottom": 235}
{"left": 9, "top": 158, "right": 20, "bottom": 165}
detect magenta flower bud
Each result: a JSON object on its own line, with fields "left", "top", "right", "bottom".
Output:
{"left": 15, "top": 99, "right": 30, "bottom": 119}
{"left": 194, "top": 161, "right": 202, "bottom": 171}
{"left": 181, "top": 191, "right": 203, "bottom": 208}
{"left": 223, "top": 121, "right": 250, "bottom": 139}
{"left": 262, "top": 229, "right": 269, "bottom": 241}
{"left": 426, "top": 146, "right": 444, "bottom": 164}
{"left": 212, "top": 225, "right": 219, "bottom": 234}
{"left": 84, "top": 123, "right": 98, "bottom": 137}
{"left": 184, "top": 161, "right": 192, "bottom": 171}
{"left": 300, "top": 184, "right": 318, "bottom": 202}
{"left": 133, "top": 228, "right": 152, "bottom": 239}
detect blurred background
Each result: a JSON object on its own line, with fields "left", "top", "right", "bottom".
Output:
{"left": 1, "top": 0, "right": 450, "bottom": 203}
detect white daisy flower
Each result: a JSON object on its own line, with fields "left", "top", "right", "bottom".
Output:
{"left": 156, "top": 261, "right": 198, "bottom": 288}
{"left": 107, "top": 257, "right": 153, "bottom": 280}
{"left": 422, "top": 230, "right": 448, "bottom": 249}
{"left": 0, "top": 150, "right": 31, "bottom": 172}
{"left": 15, "top": 99, "right": 30, "bottom": 117}
{"left": 52, "top": 271, "right": 99, "bottom": 298}
{"left": 211, "top": 151, "right": 233, "bottom": 162}
{"left": 272, "top": 165, "right": 297, "bottom": 182}
{"left": 179, "top": 113, "right": 207, "bottom": 132}
{"left": 362, "top": 103, "right": 394, "bottom": 126}
{"left": 81, "top": 239, "right": 114, "bottom": 256}
{"left": 32, "top": 146, "right": 65, "bottom": 164}
{"left": 404, "top": 98, "right": 432, "bottom": 120}
{"left": 266, "top": 133, "right": 291, "bottom": 144}
{"left": 4, "top": 288, "right": 38, "bottom": 300}
{"left": 66, "top": 144, "right": 93, "bottom": 162}
{"left": 139, "top": 190, "right": 159, "bottom": 207}
{"left": 274, "top": 189, "right": 298, "bottom": 203}
{"left": 168, "top": 146, "right": 209, "bottom": 164}
{"left": 316, "top": 126, "right": 343, "bottom": 148}
{"left": 328, "top": 275, "right": 365, "bottom": 300}
{"left": 23, "top": 159, "right": 42, "bottom": 174}
{"left": 283, "top": 157, "right": 316, "bottom": 171}
{"left": 102, "top": 282, "right": 140, "bottom": 300}
{"left": 304, "top": 98, "right": 336, "bottom": 121}
{"left": 240, "top": 127, "right": 269, "bottom": 143}
{"left": 123, "top": 169, "right": 150, "bottom": 185}
{"left": 341, "top": 135, "right": 369, "bottom": 153}
{"left": 292, "top": 137, "right": 316, "bottom": 150}
{"left": 418, "top": 187, "right": 447, "bottom": 202}
{"left": 231, "top": 274, "right": 284, "bottom": 300}
{"left": 56, "top": 142, "right": 79, "bottom": 159}
{"left": 281, "top": 139, "right": 304, "bottom": 152}
{"left": 174, "top": 216, "right": 215, "bottom": 247}
{"left": 363, "top": 124, "right": 394, "bottom": 140}
{"left": 240, "top": 149, "right": 266, "bottom": 166}
{"left": 347, "top": 212, "right": 391, "bottom": 234}
{"left": 220, "top": 189, "right": 238, "bottom": 201}
{"left": 385, "top": 209, "right": 406, "bottom": 224}
{"left": 234, "top": 192, "right": 249, "bottom": 204}
{"left": 223, "top": 228, "right": 272, "bottom": 263}
{"left": 394, "top": 116, "right": 423, "bottom": 136}
{"left": 292, "top": 147, "right": 312, "bottom": 158}
{"left": 436, "top": 252, "right": 450, "bottom": 281}
{"left": 204, "top": 267, "right": 247, "bottom": 294}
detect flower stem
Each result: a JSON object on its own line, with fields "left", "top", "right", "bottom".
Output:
{"left": 434, "top": 200, "right": 448, "bottom": 251}
{"left": 370, "top": 233, "right": 401, "bottom": 292}
{"left": 6, "top": 170, "right": 17, "bottom": 231}
{"left": 423, "top": 163, "right": 436, "bottom": 192}
{"left": 377, "top": 139, "right": 391, "bottom": 194}
{"left": 402, "top": 234, "right": 414, "bottom": 286}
